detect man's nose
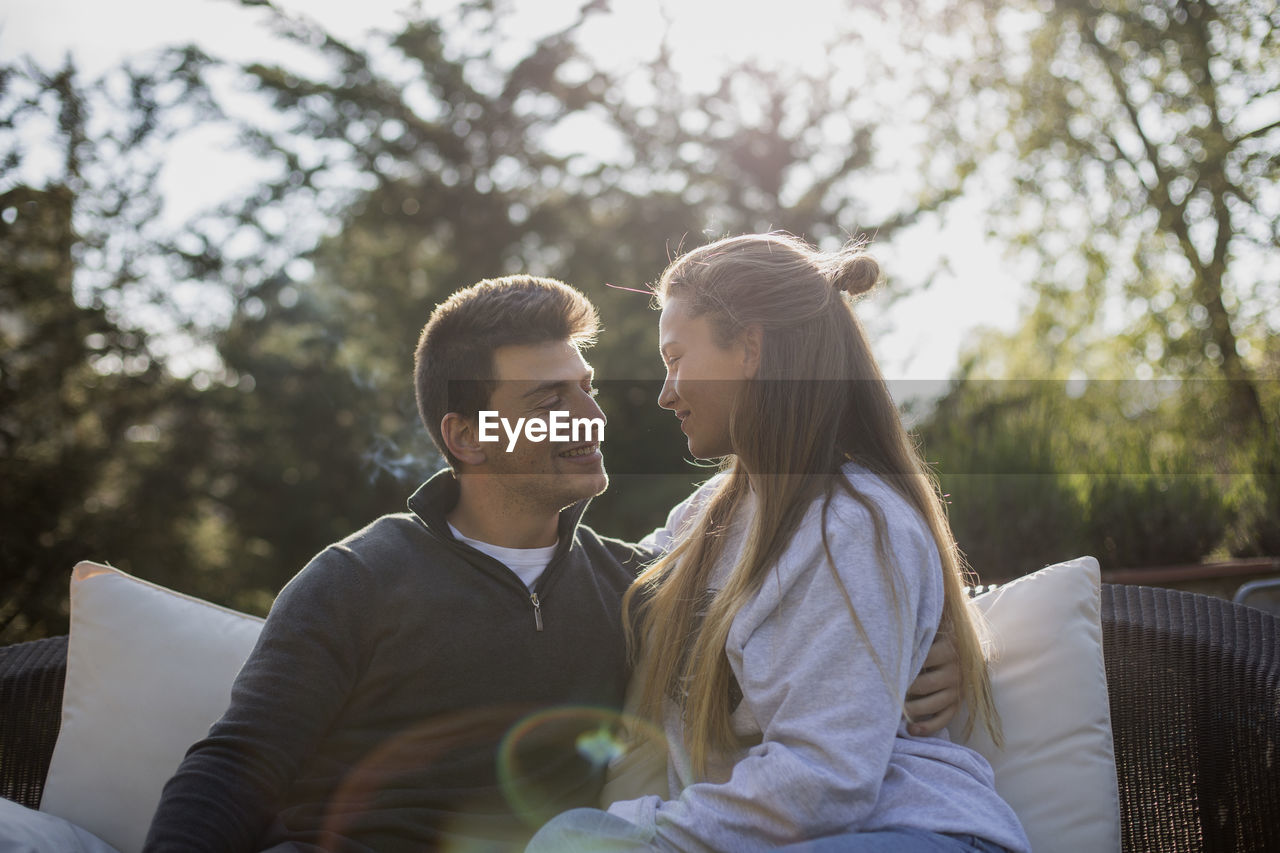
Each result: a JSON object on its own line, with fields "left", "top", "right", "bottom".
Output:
{"left": 577, "top": 389, "right": 607, "bottom": 425}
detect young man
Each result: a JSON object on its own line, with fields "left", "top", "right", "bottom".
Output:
{"left": 145, "top": 275, "right": 959, "bottom": 852}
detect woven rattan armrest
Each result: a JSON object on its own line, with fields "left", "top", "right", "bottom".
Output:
{"left": 0, "top": 635, "right": 68, "bottom": 809}
{"left": 1102, "top": 583, "right": 1280, "bottom": 852}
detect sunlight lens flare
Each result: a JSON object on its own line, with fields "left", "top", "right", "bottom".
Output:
{"left": 497, "top": 705, "right": 667, "bottom": 827}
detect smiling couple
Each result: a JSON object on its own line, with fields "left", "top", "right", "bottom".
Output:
{"left": 144, "top": 233, "right": 1028, "bottom": 853}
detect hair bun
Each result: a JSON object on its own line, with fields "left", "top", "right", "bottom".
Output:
{"left": 831, "top": 251, "right": 880, "bottom": 296}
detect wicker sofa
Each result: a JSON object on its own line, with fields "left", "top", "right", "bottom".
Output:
{"left": 2, "top": 583, "right": 1278, "bottom": 852}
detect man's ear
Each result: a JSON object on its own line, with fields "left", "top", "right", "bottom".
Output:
{"left": 740, "top": 324, "right": 763, "bottom": 379}
{"left": 441, "top": 412, "right": 487, "bottom": 466}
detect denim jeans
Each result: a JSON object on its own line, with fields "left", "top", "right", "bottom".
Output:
{"left": 525, "top": 807, "right": 1011, "bottom": 853}
{"left": 772, "top": 826, "right": 1010, "bottom": 852}
{"left": 525, "top": 808, "right": 654, "bottom": 853}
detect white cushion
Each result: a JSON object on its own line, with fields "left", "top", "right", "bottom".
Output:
{"left": 0, "top": 797, "right": 119, "bottom": 853}
{"left": 948, "top": 556, "right": 1122, "bottom": 853}
{"left": 39, "top": 562, "right": 264, "bottom": 853}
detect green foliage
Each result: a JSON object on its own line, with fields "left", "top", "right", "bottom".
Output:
{"left": 915, "top": 369, "right": 1276, "bottom": 574}
{"left": 909, "top": 0, "right": 1280, "bottom": 574}
{"left": 917, "top": 380, "right": 1089, "bottom": 581}
{"left": 188, "top": 278, "right": 414, "bottom": 605}
{"left": 0, "top": 54, "right": 410, "bottom": 630}
{"left": 0, "top": 184, "right": 202, "bottom": 640}
{"left": 903, "top": 0, "right": 1277, "bottom": 427}
{"left": 1085, "top": 473, "right": 1230, "bottom": 569}
{"left": 0, "top": 54, "right": 231, "bottom": 639}
{"left": 1229, "top": 435, "right": 1280, "bottom": 558}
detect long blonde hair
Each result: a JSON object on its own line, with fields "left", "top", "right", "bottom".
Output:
{"left": 624, "top": 233, "right": 1001, "bottom": 777}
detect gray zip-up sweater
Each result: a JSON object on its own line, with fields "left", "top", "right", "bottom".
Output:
{"left": 144, "top": 469, "right": 652, "bottom": 853}
{"left": 610, "top": 466, "right": 1031, "bottom": 853}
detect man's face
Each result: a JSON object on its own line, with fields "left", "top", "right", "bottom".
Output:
{"left": 475, "top": 340, "right": 608, "bottom": 512}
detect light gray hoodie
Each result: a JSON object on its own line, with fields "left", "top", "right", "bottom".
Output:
{"left": 609, "top": 465, "right": 1031, "bottom": 853}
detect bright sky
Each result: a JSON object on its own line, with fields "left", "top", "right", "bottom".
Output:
{"left": 1, "top": 0, "right": 1026, "bottom": 384}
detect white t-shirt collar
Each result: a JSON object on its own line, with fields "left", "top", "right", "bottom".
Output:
{"left": 447, "top": 522, "right": 557, "bottom": 590}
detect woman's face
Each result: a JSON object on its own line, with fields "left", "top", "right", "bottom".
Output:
{"left": 657, "top": 296, "right": 756, "bottom": 459}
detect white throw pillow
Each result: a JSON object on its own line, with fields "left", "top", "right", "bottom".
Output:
{"left": 948, "top": 556, "right": 1122, "bottom": 853}
{"left": 39, "top": 562, "right": 264, "bottom": 853}
{"left": 0, "top": 797, "right": 120, "bottom": 853}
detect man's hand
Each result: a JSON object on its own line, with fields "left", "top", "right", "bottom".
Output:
{"left": 904, "top": 632, "right": 961, "bottom": 737}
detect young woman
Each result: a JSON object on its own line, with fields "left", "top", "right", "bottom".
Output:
{"left": 528, "top": 233, "right": 1028, "bottom": 852}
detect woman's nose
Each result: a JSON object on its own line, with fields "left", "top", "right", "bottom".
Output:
{"left": 658, "top": 375, "right": 677, "bottom": 410}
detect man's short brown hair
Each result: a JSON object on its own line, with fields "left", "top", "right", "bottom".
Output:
{"left": 414, "top": 275, "right": 600, "bottom": 467}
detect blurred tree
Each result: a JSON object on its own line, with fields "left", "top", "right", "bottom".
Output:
{"left": 895, "top": 0, "right": 1279, "bottom": 564}
{"left": 0, "top": 54, "right": 236, "bottom": 640}
{"left": 0, "top": 50, "right": 229, "bottom": 342}
{"left": 200, "top": 1, "right": 704, "bottom": 546}
{"left": 183, "top": 273, "right": 411, "bottom": 609}
{"left": 206, "top": 0, "right": 959, "bottom": 543}
{"left": 901, "top": 0, "right": 1277, "bottom": 423}
{"left": 915, "top": 377, "right": 1090, "bottom": 580}
{"left": 577, "top": 9, "right": 971, "bottom": 271}
{"left": 0, "top": 183, "right": 204, "bottom": 641}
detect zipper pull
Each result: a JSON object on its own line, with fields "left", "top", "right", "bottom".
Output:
{"left": 530, "top": 592, "right": 544, "bottom": 632}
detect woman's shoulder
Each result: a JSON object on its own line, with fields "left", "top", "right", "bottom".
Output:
{"left": 772, "top": 463, "right": 941, "bottom": 597}
{"left": 670, "top": 471, "right": 727, "bottom": 529}
{"left": 820, "top": 462, "right": 931, "bottom": 536}
{"left": 641, "top": 469, "right": 731, "bottom": 554}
